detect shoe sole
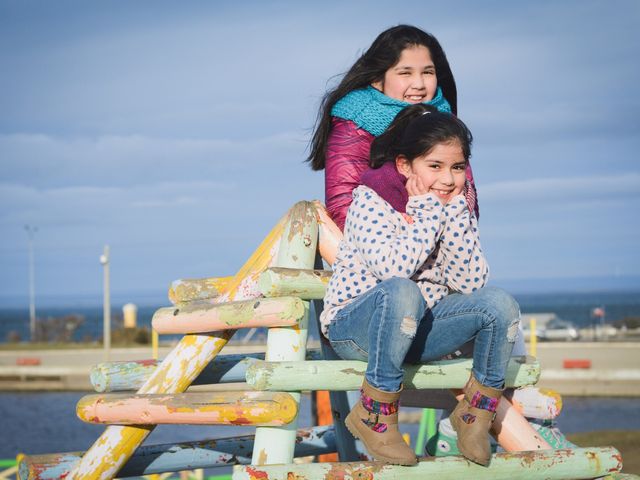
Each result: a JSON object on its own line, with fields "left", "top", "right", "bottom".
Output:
{"left": 345, "top": 414, "right": 418, "bottom": 466}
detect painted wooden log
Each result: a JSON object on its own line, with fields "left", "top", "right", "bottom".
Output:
{"left": 76, "top": 391, "right": 298, "bottom": 426}
{"left": 314, "top": 201, "right": 341, "bottom": 266}
{"left": 90, "top": 350, "right": 324, "bottom": 393}
{"left": 258, "top": 267, "right": 331, "bottom": 300}
{"left": 66, "top": 205, "right": 292, "bottom": 480}
{"left": 252, "top": 201, "right": 318, "bottom": 467}
{"left": 90, "top": 355, "right": 260, "bottom": 392}
{"left": 232, "top": 447, "right": 623, "bottom": 480}
{"left": 168, "top": 276, "right": 233, "bottom": 304}
{"left": 247, "top": 356, "right": 539, "bottom": 391}
{"left": 18, "top": 425, "right": 336, "bottom": 480}
{"left": 152, "top": 296, "right": 306, "bottom": 334}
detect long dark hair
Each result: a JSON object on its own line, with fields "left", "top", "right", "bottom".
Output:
{"left": 307, "top": 25, "right": 457, "bottom": 171}
{"left": 370, "top": 104, "right": 472, "bottom": 168}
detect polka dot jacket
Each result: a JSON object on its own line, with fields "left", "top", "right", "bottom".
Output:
{"left": 320, "top": 186, "right": 489, "bottom": 336}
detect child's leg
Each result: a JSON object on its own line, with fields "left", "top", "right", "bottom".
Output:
{"left": 328, "top": 277, "right": 427, "bottom": 392}
{"left": 407, "top": 286, "right": 519, "bottom": 465}
{"left": 408, "top": 286, "right": 519, "bottom": 385}
{"left": 327, "top": 277, "right": 426, "bottom": 465}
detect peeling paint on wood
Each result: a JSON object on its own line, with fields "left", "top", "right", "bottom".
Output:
{"left": 152, "top": 296, "right": 306, "bottom": 334}
{"left": 90, "top": 350, "right": 324, "bottom": 393}
{"left": 168, "top": 276, "right": 234, "bottom": 304}
{"left": 313, "top": 201, "right": 341, "bottom": 266}
{"left": 76, "top": 391, "right": 298, "bottom": 426}
{"left": 20, "top": 425, "right": 336, "bottom": 480}
{"left": 232, "top": 447, "right": 622, "bottom": 480}
{"left": 252, "top": 201, "right": 318, "bottom": 467}
{"left": 258, "top": 268, "right": 331, "bottom": 300}
{"left": 246, "top": 356, "right": 540, "bottom": 391}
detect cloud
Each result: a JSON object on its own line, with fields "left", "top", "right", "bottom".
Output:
{"left": 481, "top": 173, "right": 640, "bottom": 204}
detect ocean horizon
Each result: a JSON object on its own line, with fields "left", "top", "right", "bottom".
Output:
{"left": 1, "top": 288, "right": 639, "bottom": 345}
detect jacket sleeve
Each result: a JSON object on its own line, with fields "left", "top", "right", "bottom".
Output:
{"left": 325, "top": 119, "right": 374, "bottom": 231}
{"left": 438, "top": 195, "right": 489, "bottom": 293}
{"left": 345, "top": 188, "right": 445, "bottom": 281}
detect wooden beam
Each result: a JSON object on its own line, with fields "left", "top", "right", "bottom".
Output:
{"left": 232, "top": 447, "right": 622, "bottom": 480}
{"left": 152, "top": 296, "right": 305, "bottom": 334}
{"left": 76, "top": 391, "right": 298, "bottom": 426}
{"left": 168, "top": 276, "right": 234, "bottom": 304}
{"left": 90, "top": 350, "right": 324, "bottom": 393}
{"left": 259, "top": 267, "right": 331, "bottom": 299}
{"left": 246, "top": 356, "right": 540, "bottom": 391}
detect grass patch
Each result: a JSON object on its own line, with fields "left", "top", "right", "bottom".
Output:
{"left": 567, "top": 430, "right": 640, "bottom": 474}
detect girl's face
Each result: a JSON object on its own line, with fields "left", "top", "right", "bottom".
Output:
{"left": 372, "top": 45, "right": 437, "bottom": 104}
{"left": 396, "top": 141, "right": 467, "bottom": 204}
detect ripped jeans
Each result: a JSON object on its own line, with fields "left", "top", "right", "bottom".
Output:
{"left": 327, "top": 278, "right": 519, "bottom": 392}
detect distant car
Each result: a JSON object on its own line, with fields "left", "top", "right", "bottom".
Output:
{"left": 538, "top": 319, "right": 580, "bottom": 342}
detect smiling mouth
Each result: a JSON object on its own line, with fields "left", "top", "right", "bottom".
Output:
{"left": 431, "top": 188, "right": 453, "bottom": 197}
{"left": 405, "top": 94, "right": 426, "bottom": 103}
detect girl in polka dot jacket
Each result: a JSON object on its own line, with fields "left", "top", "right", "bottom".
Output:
{"left": 321, "top": 104, "right": 520, "bottom": 467}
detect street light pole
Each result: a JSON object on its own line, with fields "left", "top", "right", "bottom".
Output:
{"left": 100, "top": 245, "right": 111, "bottom": 361}
{"left": 24, "top": 225, "right": 37, "bottom": 342}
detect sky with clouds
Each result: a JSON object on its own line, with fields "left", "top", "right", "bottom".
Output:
{"left": 1, "top": 0, "right": 639, "bottom": 305}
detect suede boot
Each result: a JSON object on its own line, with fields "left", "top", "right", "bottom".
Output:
{"left": 450, "top": 375, "right": 503, "bottom": 466}
{"left": 345, "top": 379, "right": 417, "bottom": 466}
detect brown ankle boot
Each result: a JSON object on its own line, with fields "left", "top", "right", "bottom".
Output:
{"left": 450, "top": 375, "right": 503, "bottom": 466}
{"left": 345, "top": 379, "right": 417, "bottom": 466}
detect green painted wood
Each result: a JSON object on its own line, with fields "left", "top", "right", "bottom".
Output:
{"left": 246, "top": 356, "right": 540, "bottom": 391}
{"left": 232, "top": 447, "right": 622, "bottom": 480}
{"left": 258, "top": 267, "right": 331, "bottom": 300}
{"left": 252, "top": 201, "right": 318, "bottom": 466}
{"left": 90, "top": 350, "right": 324, "bottom": 393}
{"left": 152, "top": 296, "right": 306, "bottom": 334}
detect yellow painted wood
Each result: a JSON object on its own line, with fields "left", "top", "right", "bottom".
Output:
{"left": 168, "top": 276, "right": 234, "bottom": 304}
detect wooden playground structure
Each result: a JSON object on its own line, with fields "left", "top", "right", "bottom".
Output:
{"left": 18, "top": 201, "right": 629, "bottom": 479}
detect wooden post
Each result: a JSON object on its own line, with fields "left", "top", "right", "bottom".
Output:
{"left": 251, "top": 201, "right": 318, "bottom": 466}
{"left": 66, "top": 208, "right": 291, "bottom": 480}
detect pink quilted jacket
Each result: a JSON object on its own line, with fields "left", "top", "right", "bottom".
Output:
{"left": 325, "top": 118, "right": 479, "bottom": 231}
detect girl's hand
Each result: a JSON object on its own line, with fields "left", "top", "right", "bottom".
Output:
{"left": 406, "top": 174, "right": 429, "bottom": 197}
{"left": 401, "top": 212, "right": 414, "bottom": 224}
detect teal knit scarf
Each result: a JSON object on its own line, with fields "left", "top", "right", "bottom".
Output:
{"left": 331, "top": 86, "right": 451, "bottom": 136}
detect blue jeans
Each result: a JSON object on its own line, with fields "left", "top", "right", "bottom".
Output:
{"left": 327, "top": 278, "right": 519, "bottom": 392}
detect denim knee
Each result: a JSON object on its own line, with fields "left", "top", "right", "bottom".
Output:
{"left": 480, "top": 286, "right": 521, "bottom": 342}
{"left": 377, "top": 278, "right": 426, "bottom": 338}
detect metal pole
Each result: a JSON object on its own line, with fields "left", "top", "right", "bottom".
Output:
{"left": 100, "top": 246, "right": 111, "bottom": 361}
{"left": 24, "top": 225, "right": 37, "bottom": 342}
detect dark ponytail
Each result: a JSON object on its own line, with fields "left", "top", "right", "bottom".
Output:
{"left": 370, "top": 104, "right": 473, "bottom": 168}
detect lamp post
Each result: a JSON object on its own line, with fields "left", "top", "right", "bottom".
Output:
{"left": 24, "top": 225, "right": 37, "bottom": 342}
{"left": 100, "top": 245, "right": 111, "bottom": 361}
